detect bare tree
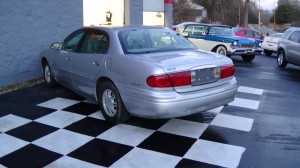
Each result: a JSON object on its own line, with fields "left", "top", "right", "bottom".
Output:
{"left": 243, "top": 0, "right": 250, "bottom": 27}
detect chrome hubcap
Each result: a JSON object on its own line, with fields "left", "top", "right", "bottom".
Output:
{"left": 44, "top": 66, "right": 51, "bottom": 83}
{"left": 102, "top": 89, "right": 117, "bottom": 117}
{"left": 218, "top": 48, "right": 226, "bottom": 55}
{"left": 278, "top": 53, "right": 283, "bottom": 65}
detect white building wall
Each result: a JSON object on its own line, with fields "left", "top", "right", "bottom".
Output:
{"left": 0, "top": 0, "right": 83, "bottom": 87}
{"left": 83, "top": 0, "right": 124, "bottom": 26}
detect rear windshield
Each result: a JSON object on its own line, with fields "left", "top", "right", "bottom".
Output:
{"left": 118, "top": 29, "right": 196, "bottom": 54}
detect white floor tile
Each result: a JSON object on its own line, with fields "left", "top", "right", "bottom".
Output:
{"left": 0, "top": 133, "right": 29, "bottom": 157}
{"left": 88, "top": 111, "right": 105, "bottom": 120}
{"left": 0, "top": 164, "right": 6, "bottom": 168}
{"left": 211, "top": 114, "right": 254, "bottom": 132}
{"left": 97, "top": 124, "right": 155, "bottom": 147}
{"left": 158, "top": 119, "right": 209, "bottom": 138}
{"left": 110, "top": 148, "right": 181, "bottom": 168}
{"left": 45, "top": 156, "right": 104, "bottom": 168}
{"left": 238, "top": 86, "right": 263, "bottom": 95}
{"left": 35, "top": 110, "right": 85, "bottom": 128}
{"left": 37, "top": 97, "right": 80, "bottom": 110}
{"left": 32, "top": 129, "right": 93, "bottom": 155}
{"left": 229, "top": 98, "right": 260, "bottom": 110}
{"left": 184, "top": 139, "right": 245, "bottom": 168}
{"left": 207, "top": 106, "right": 224, "bottom": 113}
{"left": 0, "top": 114, "right": 31, "bottom": 132}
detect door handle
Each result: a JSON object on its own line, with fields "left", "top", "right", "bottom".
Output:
{"left": 65, "top": 56, "right": 71, "bottom": 61}
{"left": 93, "top": 61, "right": 100, "bottom": 66}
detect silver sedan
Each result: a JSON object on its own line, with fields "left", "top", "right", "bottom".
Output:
{"left": 40, "top": 26, "right": 238, "bottom": 123}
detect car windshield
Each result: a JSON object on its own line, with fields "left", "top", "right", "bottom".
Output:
{"left": 208, "top": 26, "right": 233, "bottom": 36}
{"left": 118, "top": 29, "right": 196, "bottom": 54}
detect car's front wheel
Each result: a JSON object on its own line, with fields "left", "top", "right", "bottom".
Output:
{"left": 241, "top": 55, "right": 255, "bottom": 62}
{"left": 216, "top": 46, "right": 227, "bottom": 56}
{"left": 43, "top": 62, "right": 57, "bottom": 86}
{"left": 98, "top": 81, "right": 129, "bottom": 124}
{"left": 264, "top": 49, "right": 273, "bottom": 56}
{"left": 277, "top": 50, "right": 287, "bottom": 68}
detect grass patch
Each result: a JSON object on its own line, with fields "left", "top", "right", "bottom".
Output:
{"left": 0, "top": 78, "right": 45, "bottom": 95}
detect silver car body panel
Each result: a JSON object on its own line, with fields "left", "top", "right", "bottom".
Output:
{"left": 40, "top": 26, "right": 238, "bottom": 119}
{"left": 278, "top": 27, "right": 300, "bottom": 66}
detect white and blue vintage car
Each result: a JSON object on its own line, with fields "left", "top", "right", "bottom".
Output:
{"left": 174, "top": 23, "right": 264, "bottom": 62}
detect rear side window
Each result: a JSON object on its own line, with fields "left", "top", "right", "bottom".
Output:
{"left": 80, "top": 30, "right": 109, "bottom": 54}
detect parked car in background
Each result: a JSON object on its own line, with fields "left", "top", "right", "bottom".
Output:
{"left": 261, "top": 33, "right": 283, "bottom": 56}
{"left": 175, "top": 23, "right": 263, "bottom": 62}
{"left": 40, "top": 26, "right": 237, "bottom": 124}
{"left": 233, "top": 27, "right": 264, "bottom": 41}
{"left": 277, "top": 27, "right": 300, "bottom": 68}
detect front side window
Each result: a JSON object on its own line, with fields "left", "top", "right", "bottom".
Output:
{"left": 288, "top": 31, "right": 300, "bottom": 43}
{"left": 119, "top": 29, "right": 195, "bottom": 54}
{"left": 245, "top": 30, "right": 254, "bottom": 37}
{"left": 61, "top": 30, "right": 85, "bottom": 52}
{"left": 254, "top": 31, "right": 262, "bottom": 38}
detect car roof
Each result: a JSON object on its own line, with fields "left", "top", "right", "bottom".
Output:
{"left": 287, "top": 27, "right": 300, "bottom": 31}
{"left": 82, "top": 25, "right": 170, "bottom": 32}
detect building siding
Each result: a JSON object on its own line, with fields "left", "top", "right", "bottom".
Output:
{"left": 0, "top": 0, "right": 83, "bottom": 87}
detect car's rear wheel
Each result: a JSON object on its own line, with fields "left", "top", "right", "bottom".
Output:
{"left": 241, "top": 55, "right": 255, "bottom": 62}
{"left": 216, "top": 46, "right": 227, "bottom": 56}
{"left": 98, "top": 81, "right": 129, "bottom": 124}
{"left": 264, "top": 49, "right": 273, "bottom": 56}
{"left": 43, "top": 62, "right": 57, "bottom": 86}
{"left": 277, "top": 50, "right": 287, "bottom": 68}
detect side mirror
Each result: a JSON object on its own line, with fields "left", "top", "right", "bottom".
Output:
{"left": 50, "top": 42, "right": 61, "bottom": 49}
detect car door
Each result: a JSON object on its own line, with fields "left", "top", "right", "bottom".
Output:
{"left": 71, "top": 29, "right": 109, "bottom": 98}
{"left": 287, "top": 31, "right": 300, "bottom": 64}
{"left": 52, "top": 30, "right": 85, "bottom": 87}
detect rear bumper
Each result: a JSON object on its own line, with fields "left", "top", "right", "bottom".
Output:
{"left": 119, "top": 77, "right": 238, "bottom": 119}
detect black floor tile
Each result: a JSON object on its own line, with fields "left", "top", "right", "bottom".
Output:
{"left": 235, "top": 92, "right": 262, "bottom": 101}
{"left": 68, "top": 139, "right": 133, "bottom": 167}
{"left": 138, "top": 131, "right": 196, "bottom": 157}
{"left": 179, "top": 112, "right": 217, "bottom": 124}
{"left": 176, "top": 159, "right": 224, "bottom": 168}
{"left": 62, "top": 102, "right": 100, "bottom": 115}
{"left": 124, "top": 117, "right": 169, "bottom": 130}
{"left": 0, "top": 144, "right": 62, "bottom": 168}
{"left": 64, "top": 117, "right": 114, "bottom": 137}
{"left": 6, "top": 121, "right": 59, "bottom": 142}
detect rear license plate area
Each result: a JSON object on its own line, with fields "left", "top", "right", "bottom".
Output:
{"left": 191, "top": 68, "right": 218, "bottom": 85}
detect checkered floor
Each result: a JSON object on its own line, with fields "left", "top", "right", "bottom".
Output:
{"left": 0, "top": 86, "right": 263, "bottom": 168}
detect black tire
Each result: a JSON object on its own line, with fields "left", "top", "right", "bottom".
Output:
{"left": 43, "top": 62, "right": 57, "bottom": 86}
{"left": 264, "top": 49, "right": 273, "bottom": 56}
{"left": 241, "top": 55, "right": 255, "bottom": 62}
{"left": 98, "top": 81, "right": 129, "bottom": 124}
{"left": 215, "top": 46, "right": 227, "bottom": 56}
{"left": 277, "top": 50, "right": 287, "bottom": 68}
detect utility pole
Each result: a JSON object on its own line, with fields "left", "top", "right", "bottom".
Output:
{"left": 273, "top": 1, "right": 276, "bottom": 30}
{"left": 239, "top": 0, "right": 241, "bottom": 26}
{"left": 258, "top": 0, "right": 261, "bottom": 33}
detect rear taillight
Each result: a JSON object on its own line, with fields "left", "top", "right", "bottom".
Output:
{"left": 169, "top": 71, "right": 191, "bottom": 87}
{"left": 146, "top": 71, "right": 191, "bottom": 88}
{"left": 220, "top": 65, "right": 235, "bottom": 79}
{"left": 146, "top": 74, "right": 172, "bottom": 88}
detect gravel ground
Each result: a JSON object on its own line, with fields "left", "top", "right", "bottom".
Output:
{"left": 0, "top": 78, "right": 45, "bottom": 95}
